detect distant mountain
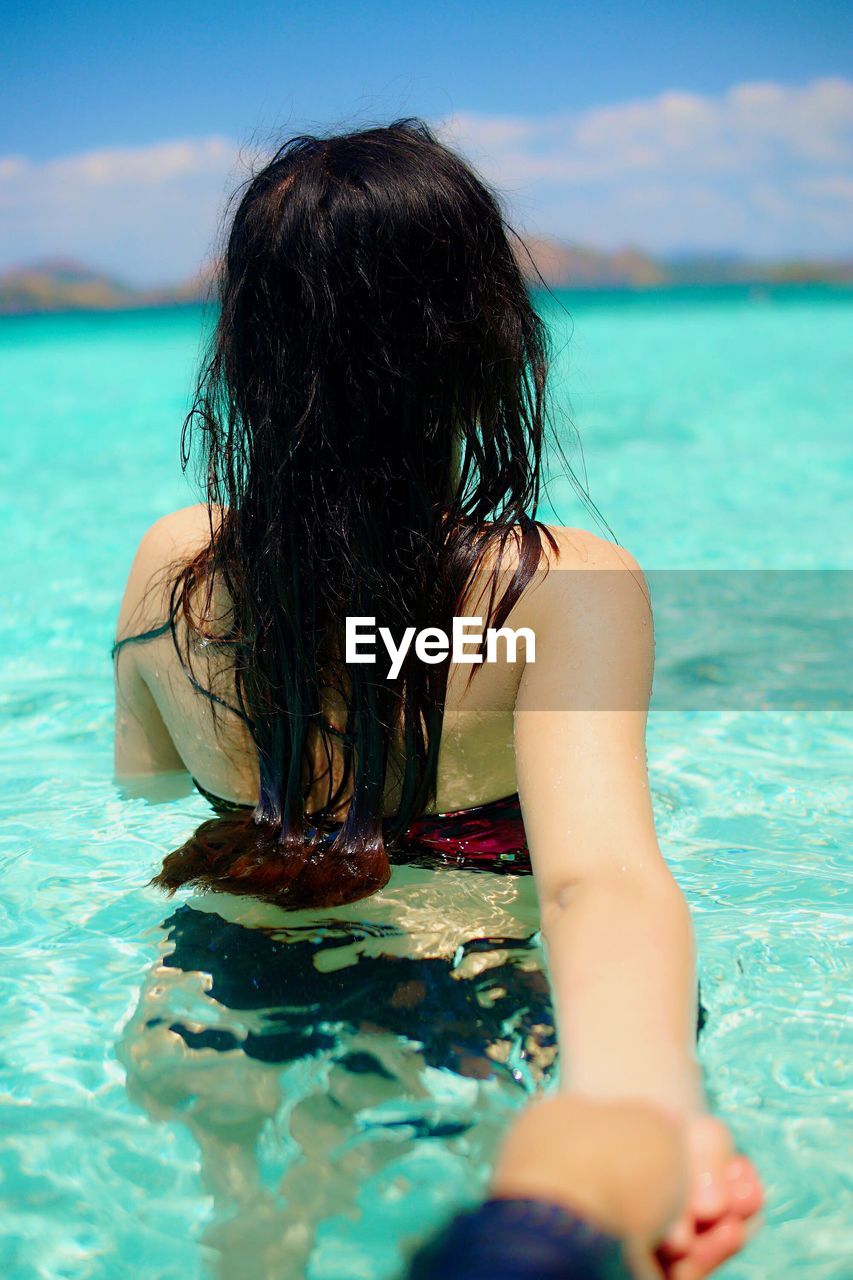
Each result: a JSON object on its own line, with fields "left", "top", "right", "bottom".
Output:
{"left": 1, "top": 243, "right": 850, "bottom": 315}
{"left": 0, "top": 259, "right": 142, "bottom": 313}
{"left": 517, "top": 237, "right": 668, "bottom": 288}
{"left": 518, "top": 237, "right": 853, "bottom": 289}
{"left": 0, "top": 259, "right": 215, "bottom": 315}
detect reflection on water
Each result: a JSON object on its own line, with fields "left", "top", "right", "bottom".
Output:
{"left": 117, "top": 866, "right": 555, "bottom": 1280}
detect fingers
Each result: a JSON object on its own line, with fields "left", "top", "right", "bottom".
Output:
{"left": 685, "top": 1118, "right": 764, "bottom": 1233}
{"left": 666, "top": 1214, "right": 747, "bottom": 1280}
{"left": 686, "top": 1115, "right": 733, "bottom": 1218}
{"left": 656, "top": 1147, "right": 764, "bottom": 1280}
{"left": 659, "top": 1210, "right": 693, "bottom": 1258}
{"left": 725, "top": 1155, "right": 764, "bottom": 1218}
{"left": 692, "top": 1170, "right": 728, "bottom": 1223}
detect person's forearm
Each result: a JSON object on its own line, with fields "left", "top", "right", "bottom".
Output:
{"left": 541, "top": 870, "right": 705, "bottom": 1116}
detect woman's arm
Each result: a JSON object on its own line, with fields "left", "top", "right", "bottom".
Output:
{"left": 514, "top": 530, "right": 703, "bottom": 1115}
{"left": 113, "top": 511, "right": 198, "bottom": 782}
{"left": 114, "top": 648, "right": 186, "bottom": 780}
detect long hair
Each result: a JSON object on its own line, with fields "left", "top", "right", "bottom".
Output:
{"left": 152, "top": 117, "right": 555, "bottom": 909}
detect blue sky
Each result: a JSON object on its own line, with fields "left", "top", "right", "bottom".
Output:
{"left": 2, "top": 1, "right": 851, "bottom": 280}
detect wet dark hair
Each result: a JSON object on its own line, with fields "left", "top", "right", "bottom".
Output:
{"left": 150, "top": 117, "right": 556, "bottom": 909}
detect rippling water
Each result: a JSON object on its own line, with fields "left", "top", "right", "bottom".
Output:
{"left": 0, "top": 286, "right": 850, "bottom": 1279}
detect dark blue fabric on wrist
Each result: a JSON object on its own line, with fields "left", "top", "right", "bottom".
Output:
{"left": 405, "top": 1196, "right": 631, "bottom": 1280}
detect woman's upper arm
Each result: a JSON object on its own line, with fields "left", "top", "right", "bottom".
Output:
{"left": 513, "top": 531, "right": 671, "bottom": 905}
{"left": 113, "top": 513, "right": 193, "bottom": 780}
{"left": 114, "top": 649, "right": 185, "bottom": 778}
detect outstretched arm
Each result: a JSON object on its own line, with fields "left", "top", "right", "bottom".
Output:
{"left": 514, "top": 531, "right": 702, "bottom": 1113}
{"left": 512, "top": 531, "right": 763, "bottom": 1276}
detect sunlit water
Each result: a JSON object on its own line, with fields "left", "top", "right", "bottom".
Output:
{"left": 0, "top": 286, "right": 850, "bottom": 1279}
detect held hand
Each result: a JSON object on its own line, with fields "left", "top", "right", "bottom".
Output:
{"left": 655, "top": 1115, "right": 764, "bottom": 1280}
{"left": 491, "top": 1095, "right": 688, "bottom": 1269}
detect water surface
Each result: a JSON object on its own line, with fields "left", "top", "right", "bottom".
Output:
{"left": 1, "top": 285, "right": 850, "bottom": 1278}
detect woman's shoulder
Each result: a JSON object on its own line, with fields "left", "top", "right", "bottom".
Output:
{"left": 133, "top": 503, "right": 222, "bottom": 561}
{"left": 115, "top": 504, "right": 221, "bottom": 646}
{"left": 539, "top": 524, "right": 644, "bottom": 574}
{"left": 512, "top": 524, "right": 651, "bottom": 639}
{"left": 472, "top": 523, "right": 647, "bottom": 619}
{"left": 480, "top": 523, "right": 642, "bottom": 575}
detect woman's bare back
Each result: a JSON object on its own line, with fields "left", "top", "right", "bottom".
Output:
{"left": 114, "top": 503, "right": 620, "bottom": 815}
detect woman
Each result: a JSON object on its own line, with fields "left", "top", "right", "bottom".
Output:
{"left": 114, "top": 119, "right": 760, "bottom": 1277}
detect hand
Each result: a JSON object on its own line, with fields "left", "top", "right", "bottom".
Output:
{"left": 654, "top": 1115, "right": 764, "bottom": 1280}
{"left": 491, "top": 1095, "right": 688, "bottom": 1265}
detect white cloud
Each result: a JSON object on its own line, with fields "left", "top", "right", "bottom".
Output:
{"left": 439, "top": 77, "right": 853, "bottom": 256}
{"left": 51, "top": 137, "right": 237, "bottom": 187}
{"left": 0, "top": 136, "right": 249, "bottom": 283}
{"left": 0, "top": 78, "right": 850, "bottom": 282}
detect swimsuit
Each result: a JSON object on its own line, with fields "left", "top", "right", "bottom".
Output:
{"left": 191, "top": 777, "right": 531, "bottom": 874}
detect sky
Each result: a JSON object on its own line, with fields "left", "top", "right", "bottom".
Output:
{"left": 1, "top": 0, "right": 851, "bottom": 283}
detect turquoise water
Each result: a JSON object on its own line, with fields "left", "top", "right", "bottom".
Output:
{"left": 0, "top": 285, "right": 851, "bottom": 1278}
